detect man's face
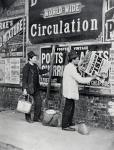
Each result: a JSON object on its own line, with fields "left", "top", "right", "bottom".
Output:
{"left": 73, "top": 57, "right": 80, "bottom": 65}
{"left": 30, "top": 56, "right": 37, "bottom": 64}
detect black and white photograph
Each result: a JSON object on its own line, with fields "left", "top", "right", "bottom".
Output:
{"left": 0, "top": 0, "right": 114, "bottom": 150}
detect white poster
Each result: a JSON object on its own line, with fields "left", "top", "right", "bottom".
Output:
{"left": 10, "top": 58, "right": 20, "bottom": 84}
{"left": 79, "top": 51, "right": 111, "bottom": 83}
{"left": 5, "top": 58, "right": 20, "bottom": 84}
{"left": 0, "top": 59, "right": 5, "bottom": 83}
{"left": 5, "top": 58, "right": 11, "bottom": 83}
{"left": 79, "top": 51, "right": 110, "bottom": 75}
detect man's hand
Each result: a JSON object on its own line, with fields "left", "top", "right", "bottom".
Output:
{"left": 92, "top": 75, "right": 97, "bottom": 80}
{"left": 78, "top": 57, "right": 85, "bottom": 67}
{"left": 23, "top": 89, "right": 27, "bottom": 95}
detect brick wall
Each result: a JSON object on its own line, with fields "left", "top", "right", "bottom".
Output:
{"left": 0, "top": 86, "right": 114, "bottom": 130}
{"left": 0, "top": 87, "right": 22, "bottom": 110}
{"left": 75, "top": 95, "right": 114, "bottom": 130}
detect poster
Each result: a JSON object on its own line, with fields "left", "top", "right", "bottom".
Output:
{"left": 5, "top": 58, "right": 11, "bottom": 83}
{"left": 105, "top": 7, "right": 114, "bottom": 41}
{"left": 40, "top": 45, "right": 68, "bottom": 86}
{"left": 109, "top": 49, "right": 114, "bottom": 94}
{"left": 0, "top": 17, "right": 26, "bottom": 58}
{"left": 0, "top": 58, "right": 20, "bottom": 84}
{"left": 9, "top": 58, "right": 20, "bottom": 84}
{"left": 71, "top": 44, "right": 111, "bottom": 87}
{"left": 79, "top": 51, "right": 111, "bottom": 77}
{"left": 40, "top": 44, "right": 111, "bottom": 87}
{"left": 29, "top": 0, "right": 103, "bottom": 43}
{"left": 0, "top": 59, "right": 5, "bottom": 83}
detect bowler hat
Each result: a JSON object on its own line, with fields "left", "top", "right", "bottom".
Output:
{"left": 68, "top": 50, "right": 78, "bottom": 61}
{"left": 27, "top": 51, "right": 37, "bottom": 59}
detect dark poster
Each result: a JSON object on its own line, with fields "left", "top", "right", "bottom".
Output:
{"left": 40, "top": 46, "right": 68, "bottom": 86}
{"left": 0, "top": 17, "right": 26, "bottom": 58}
{"left": 29, "top": 0, "right": 103, "bottom": 44}
{"left": 105, "top": 7, "right": 114, "bottom": 41}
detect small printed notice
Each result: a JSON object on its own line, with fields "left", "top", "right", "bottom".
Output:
{"left": 79, "top": 51, "right": 111, "bottom": 83}
{"left": 0, "top": 59, "right": 5, "bottom": 83}
{"left": 108, "top": 101, "right": 114, "bottom": 116}
{"left": 0, "top": 58, "right": 20, "bottom": 84}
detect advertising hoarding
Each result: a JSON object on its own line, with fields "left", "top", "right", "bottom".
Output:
{"left": 29, "top": 0, "right": 103, "bottom": 43}
{"left": 71, "top": 44, "right": 111, "bottom": 87}
{"left": 0, "top": 17, "right": 26, "bottom": 58}
{"left": 40, "top": 45, "right": 68, "bottom": 86}
{"left": 39, "top": 44, "right": 111, "bottom": 88}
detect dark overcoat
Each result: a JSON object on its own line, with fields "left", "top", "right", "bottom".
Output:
{"left": 22, "top": 62, "right": 47, "bottom": 94}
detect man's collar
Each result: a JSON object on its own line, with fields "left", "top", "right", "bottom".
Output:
{"left": 29, "top": 61, "right": 34, "bottom": 66}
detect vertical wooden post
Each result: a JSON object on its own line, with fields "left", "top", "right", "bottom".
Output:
{"left": 22, "top": 17, "right": 25, "bottom": 58}
{"left": 45, "top": 45, "right": 55, "bottom": 108}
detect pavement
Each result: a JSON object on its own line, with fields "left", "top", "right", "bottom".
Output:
{"left": 0, "top": 110, "right": 114, "bottom": 150}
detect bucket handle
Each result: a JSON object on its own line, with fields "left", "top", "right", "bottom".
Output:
{"left": 18, "top": 94, "right": 34, "bottom": 104}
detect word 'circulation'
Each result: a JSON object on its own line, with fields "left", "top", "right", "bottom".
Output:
{"left": 30, "top": 19, "right": 98, "bottom": 37}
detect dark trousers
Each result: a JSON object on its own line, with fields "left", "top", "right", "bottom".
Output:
{"left": 25, "top": 91, "right": 42, "bottom": 121}
{"left": 62, "top": 98, "right": 75, "bottom": 128}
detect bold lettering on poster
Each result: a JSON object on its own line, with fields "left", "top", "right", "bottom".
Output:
{"left": 43, "top": 3, "right": 84, "bottom": 18}
{"left": 58, "top": 53, "right": 63, "bottom": 64}
{"left": 41, "top": 53, "right": 52, "bottom": 64}
{"left": 3, "top": 19, "right": 24, "bottom": 42}
{"left": 106, "top": 20, "right": 114, "bottom": 40}
{"left": 31, "top": 24, "right": 37, "bottom": 37}
{"left": 47, "top": 25, "right": 52, "bottom": 35}
{"left": 0, "top": 20, "right": 13, "bottom": 30}
{"left": 41, "top": 53, "right": 46, "bottom": 64}
{"left": 52, "top": 65, "right": 64, "bottom": 76}
{"left": 97, "top": 51, "right": 108, "bottom": 60}
{"left": 90, "top": 19, "right": 98, "bottom": 30}
{"left": 82, "top": 20, "right": 89, "bottom": 31}
{"left": 30, "top": 0, "right": 37, "bottom": 7}
{"left": 45, "top": 53, "right": 51, "bottom": 64}
{"left": 30, "top": 18, "right": 98, "bottom": 37}
{"left": 64, "top": 23, "right": 70, "bottom": 33}
{"left": 103, "top": 51, "right": 108, "bottom": 60}
{"left": 107, "top": 20, "right": 114, "bottom": 33}
{"left": 42, "top": 52, "right": 64, "bottom": 64}
{"left": 55, "top": 52, "right": 63, "bottom": 64}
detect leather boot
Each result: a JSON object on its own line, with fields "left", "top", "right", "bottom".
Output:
{"left": 25, "top": 113, "right": 33, "bottom": 123}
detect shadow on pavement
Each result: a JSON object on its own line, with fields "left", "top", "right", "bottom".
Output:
{"left": 0, "top": 141, "right": 23, "bottom": 150}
